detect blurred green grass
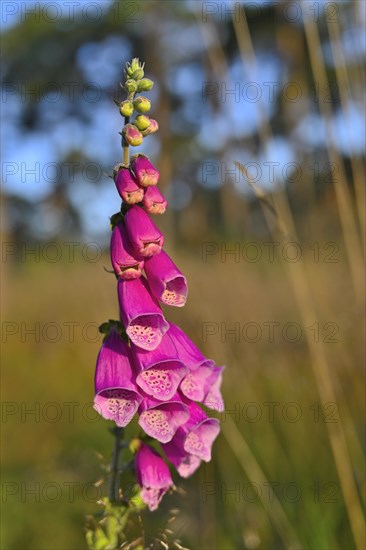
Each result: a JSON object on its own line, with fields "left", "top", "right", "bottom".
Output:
{"left": 1, "top": 239, "right": 364, "bottom": 549}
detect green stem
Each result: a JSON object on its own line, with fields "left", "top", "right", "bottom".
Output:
{"left": 109, "top": 426, "right": 124, "bottom": 503}
{"left": 123, "top": 115, "right": 130, "bottom": 165}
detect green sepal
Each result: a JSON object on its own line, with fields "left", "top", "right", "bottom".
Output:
{"left": 98, "top": 320, "right": 129, "bottom": 344}
{"left": 110, "top": 210, "right": 125, "bottom": 229}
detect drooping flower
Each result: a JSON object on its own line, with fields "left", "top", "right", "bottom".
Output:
{"left": 180, "top": 364, "right": 225, "bottom": 412}
{"left": 124, "top": 205, "right": 164, "bottom": 257}
{"left": 162, "top": 435, "right": 201, "bottom": 478}
{"left": 168, "top": 323, "right": 212, "bottom": 371}
{"left": 117, "top": 276, "right": 169, "bottom": 350}
{"left": 178, "top": 401, "right": 220, "bottom": 462}
{"left": 144, "top": 251, "right": 187, "bottom": 307}
{"left": 131, "top": 327, "right": 188, "bottom": 401}
{"left": 132, "top": 155, "right": 160, "bottom": 187}
{"left": 110, "top": 222, "right": 144, "bottom": 279}
{"left": 142, "top": 185, "right": 168, "bottom": 215}
{"left": 135, "top": 443, "right": 173, "bottom": 511}
{"left": 138, "top": 393, "right": 189, "bottom": 443}
{"left": 93, "top": 329, "right": 142, "bottom": 427}
{"left": 114, "top": 167, "right": 144, "bottom": 204}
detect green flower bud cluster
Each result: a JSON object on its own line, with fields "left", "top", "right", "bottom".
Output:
{"left": 117, "top": 58, "right": 158, "bottom": 150}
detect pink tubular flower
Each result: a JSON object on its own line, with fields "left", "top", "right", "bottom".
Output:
{"left": 110, "top": 222, "right": 144, "bottom": 279}
{"left": 178, "top": 401, "right": 220, "bottom": 462}
{"left": 162, "top": 435, "right": 201, "bottom": 478}
{"left": 142, "top": 185, "right": 168, "bottom": 215}
{"left": 168, "top": 323, "right": 212, "bottom": 371}
{"left": 138, "top": 393, "right": 189, "bottom": 443}
{"left": 132, "top": 155, "right": 160, "bottom": 187}
{"left": 180, "top": 364, "right": 225, "bottom": 412}
{"left": 135, "top": 443, "right": 173, "bottom": 511}
{"left": 114, "top": 167, "right": 144, "bottom": 204}
{"left": 93, "top": 329, "right": 142, "bottom": 427}
{"left": 131, "top": 327, "right": 188, "bottom": 401}
{"left": 144, "top": 251, "right": 188, "bottom": 307}
{"left": 124, "top": 205, "right": 164, "bottom": 257}
{"left": 117, "top": 276, "right": 169, "bottom": 350}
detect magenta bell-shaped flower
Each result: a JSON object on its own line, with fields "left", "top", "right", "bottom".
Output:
{"left": 131, "top": 327, "right": 188, "bottom": 401}
{"left": 135, "top": 443, "right": 173, "bottom": 511}
{"left": 180, "top": 364, "right": 225, "bottom": 412}
{"left": 114, "top": 167, "right": 144, "bottom": 205}
{"left": 132, "top": 155, "right": 160, "bottom": 187}
{"left": 138, "top": 393, "right": 189, "bottom": 443}
{"left": 178, "top": 401, "right": 220, "bottom": 462}
{"left": 93, "top": 329, "right": 142, "bottom": 427}
{"left": 162, "top": 435, "right": 201, "bottom": 479}
{"left": 142, "top": 185, "right": 168, "bottom": 215}
{"left": 124, "top": 205, "right": 164, "bottom": 257}
{"left": 168, "top": 323, "right": 212, "bottom": 371}
{"left": 117, "top": 276, "right": 169, "bottom": 350}
{"left": 110, "top": 222, "right": 144, "bottom": 279}
{"left": 144, "top": 251, "right": 188, "bottom": 307}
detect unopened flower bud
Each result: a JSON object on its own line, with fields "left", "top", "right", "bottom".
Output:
{"left": 141, "top": 119, "right": 159, "bottom": 136}
{"left": 133, "top": 96, "right": 151, "bottom": 114}
{"left": 126, "top": 57, "right": 142, "bottom": 76}
{"left": 125, "top": 79, "right": 138, "bottom": 94}
{"left": 132, "top": 68, "right": 144, "bottom": 80}
{"left": 122, "top": 124, "right": 143, "bottom": 147}
{"left": 134, "top": 115, "right": 151, "bottom": 131}
{"left": 137, "top": 78, "right": 154, "bottom": 92}
{"left": 119, "top": 100, "right": 134, "bottom": 117}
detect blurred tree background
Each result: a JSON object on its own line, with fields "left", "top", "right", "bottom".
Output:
{"left": 1, "top": 1, "right": 365, "bottom": 549}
